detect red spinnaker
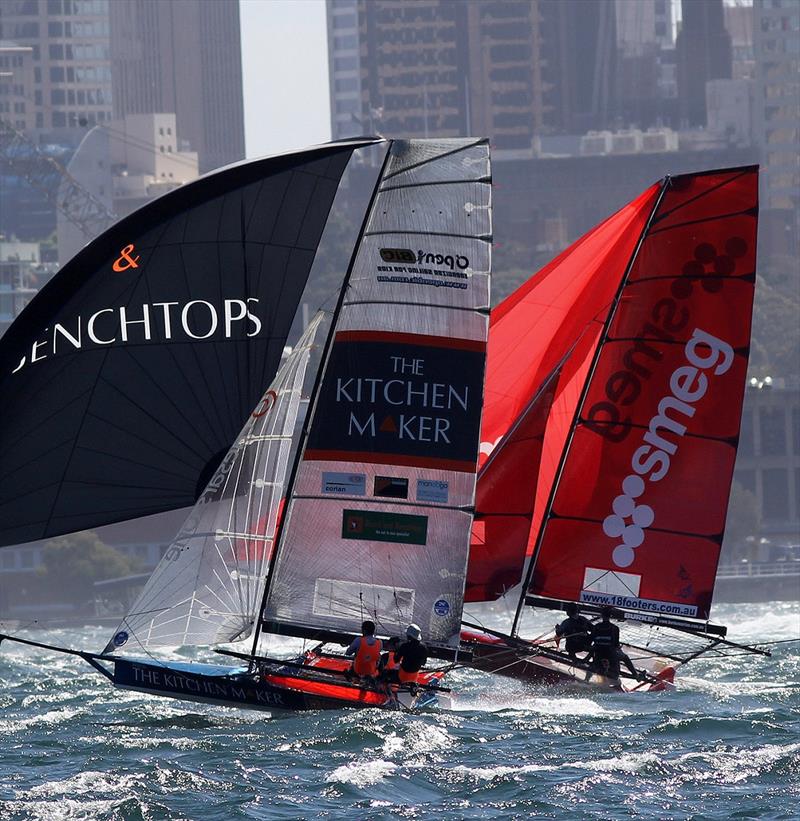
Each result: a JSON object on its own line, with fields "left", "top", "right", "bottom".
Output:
{"left": 466, "top": 364, "right": 560, "bottom": 602}
{"left": 529, "top": 167, "right": 758, "bottom": 620}
{"left": 466, "top": 184, "right": 659, "bottom": 601}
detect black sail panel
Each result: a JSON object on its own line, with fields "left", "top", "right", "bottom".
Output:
{"left": 0, "top": 139, "right": 379, "bottom": 548}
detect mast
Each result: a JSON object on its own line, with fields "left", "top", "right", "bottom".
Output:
{"left": 509, "top": 178, "right": 669, "bottom": 637}
{"left": 248, "top": 142, "right": 393, "bottom": 660}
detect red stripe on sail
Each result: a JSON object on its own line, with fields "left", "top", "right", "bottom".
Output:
{"left": 304, "top": 449, "right": 478, "bottom": 473}
{"left": 335, "top": 330, "right": 486, "bottom": 352}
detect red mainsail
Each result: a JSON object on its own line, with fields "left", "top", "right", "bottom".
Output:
{"left": 527, "top": 167, "right": 758, "bottom": 620}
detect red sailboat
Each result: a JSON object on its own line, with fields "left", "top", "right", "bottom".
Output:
{"left": 461, "top": 166, "right": 769, "bottom": 691}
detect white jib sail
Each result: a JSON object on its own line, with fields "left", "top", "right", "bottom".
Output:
{"left": 104, "top": 315, "right": 328, "bottom": 653}
{"left": 262, "top": 139, "right": 491, "bottom": 650}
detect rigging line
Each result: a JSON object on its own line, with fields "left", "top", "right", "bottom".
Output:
{"left": 248, "top": 140, "right": 394, "bottom": 661}
{"left": 509, "top": 176, "right": 670, "bottom": 638}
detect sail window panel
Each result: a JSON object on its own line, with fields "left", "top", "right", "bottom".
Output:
{"left": 312, "top": 579, "right": 415, "bottom": 622}
{"left": 580, "top": 338, "right": 749, "bottom": 442}
{"left": 530, "top": 518, "right": 719, "bottom": 619}
{"left": 262, "top": 498, "right": 473, "bottom": 646}
{"left": 346, "top": 234, "right": 490, "bottom": 312}
{"left": 336, "top": 302, "right": 489, "bottom": 344}
{"left": 381, "top": 143, "right": 490, "bottom": 186}
{"left": 366, "top": 182, "right": 491, "bottom": 239}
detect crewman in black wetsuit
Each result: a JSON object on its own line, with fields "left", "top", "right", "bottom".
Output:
{"left": 391, "top": 623, "right": 428, "bottom": 689}
{"left": 554, "top": 602, "right": 593, "bottom": 660}
{"left": 589, "top": 606, "right": 643, "bottom": 680}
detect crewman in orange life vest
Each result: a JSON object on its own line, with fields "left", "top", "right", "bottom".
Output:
{"left": 379, "top": 636, "right": 401, "bottom": 679}
{"left": 345, "top": 620, "right": 382, "bottom": 680}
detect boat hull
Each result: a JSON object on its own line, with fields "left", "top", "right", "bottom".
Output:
{"left": 112, "top": 657, "right": 442, "bottom": 712}
{"left": 461, "top": 633, "right": 675, "bottom": 693}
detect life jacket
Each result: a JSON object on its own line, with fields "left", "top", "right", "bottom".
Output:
{"left": 384, "top": 650, "right": 400, "bottom": 671}
{"left": 398, "top": 666, "right": 419, "bottom": 684}
{"left": 353, "top": 636, "right": 382, "bottom": 677}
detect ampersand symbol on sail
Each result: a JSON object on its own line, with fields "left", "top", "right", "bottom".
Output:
{"left": 112, "top": 244, "right": 140, "bottom": 272}
{"left": 252, "top": 390, "right": 278, "bottom": 418}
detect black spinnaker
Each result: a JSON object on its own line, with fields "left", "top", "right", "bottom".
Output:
{"left": 0, "top": 138, "right": 380, "bottom": 548}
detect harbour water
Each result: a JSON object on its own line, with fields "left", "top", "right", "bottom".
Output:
{"left": 1, "top": 601, "right": 798, "bottom": 820}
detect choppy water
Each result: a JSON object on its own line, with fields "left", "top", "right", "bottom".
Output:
{"left": 1, "top": 601, "right": 798, "bottom": 820}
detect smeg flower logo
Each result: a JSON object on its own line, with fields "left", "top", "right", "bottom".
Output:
{"left": 602, "top": 474, "right": 655, "bottom": 568}
{"left": 670, "top": 237, "right": 748, "bottom": 299}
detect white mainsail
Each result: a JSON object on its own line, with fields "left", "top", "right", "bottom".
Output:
{"left": 105, "top": 315, "right": 327, "bottom": 653}
{"left": 261, "top": 139, "right": 491, "bottom": 649}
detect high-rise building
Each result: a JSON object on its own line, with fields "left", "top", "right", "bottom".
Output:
{"left": 615, "top": 0, "right": 673, "bottom": 56}
{"left": 753, "top": 0, "right": 799, "bottom": 222}
{"left": 327, "top": 0, "right": 619, "bottom": 149}
{"left": 0, "top": 0, "right": 112, "bottom": 143}
{"left": 675, "top": 0, "right": 732, "bottom": 126}
{"left": 0, "top": 41, "right": 35, "bottom": 132}
{"left": 110, "top": 0, "right": 245, "bottom": 173}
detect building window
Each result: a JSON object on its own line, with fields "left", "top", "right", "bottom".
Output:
{"left": 739, "top": 408, "right": 755, "bottom": 457}
{"left": 762, "top": 468, "right": 789, "bottom": 521}
{"left": 759, "top": 407, "right": 786, "bottom": 455}
{"left": 737, "top": 469, "right": 756, "bottom": 495}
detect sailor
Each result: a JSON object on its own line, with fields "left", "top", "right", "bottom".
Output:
{"left": 393, "top": 623, "right": 428, "bottom": 687}
{"left": 589, "top": 606, "right": 643, "bottom": 680}
{"left": 554, "top": 602, "right": 592, "bottom": 660}
{"left": 345, "top": 620, "right": 383, "bottom": 680}
{"left": 379, "top": 636, "right": 401, "bottom": 678}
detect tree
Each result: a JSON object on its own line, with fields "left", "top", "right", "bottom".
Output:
{"left": 37, "top": 531, "right": 137, "bottom": 606}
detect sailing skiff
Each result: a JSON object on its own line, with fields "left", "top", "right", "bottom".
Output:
{"left": 0, "top": 137, "right": 491, "bottom": 712}
{"left": 460, "top": 165, "right": 769, "bottom": 689}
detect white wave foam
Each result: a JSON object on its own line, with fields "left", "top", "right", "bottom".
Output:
{"left": 678, "top": 742, "right": 800, "bottom": 784}
{"left": 452, "top": 761, "right": 551, "bottom": 780}
{"left": 0, "top": 706, "right": 81, "bottom": 734}
{"left": 326, "top": 760, "right": 398, "bottom": 787}
{"left": 1, "top": 798, "right": 125, "bottom": 820}
{"left": 573, "top": 751, "right": 661, "bottom": 774}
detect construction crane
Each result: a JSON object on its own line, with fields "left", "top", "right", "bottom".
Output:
{"left": 0, "top": 119, "right": 116, "bottom": 241}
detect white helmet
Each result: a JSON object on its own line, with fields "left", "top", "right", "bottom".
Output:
{"left": 406, "top": 623, "right": 422, "bottom": 641}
